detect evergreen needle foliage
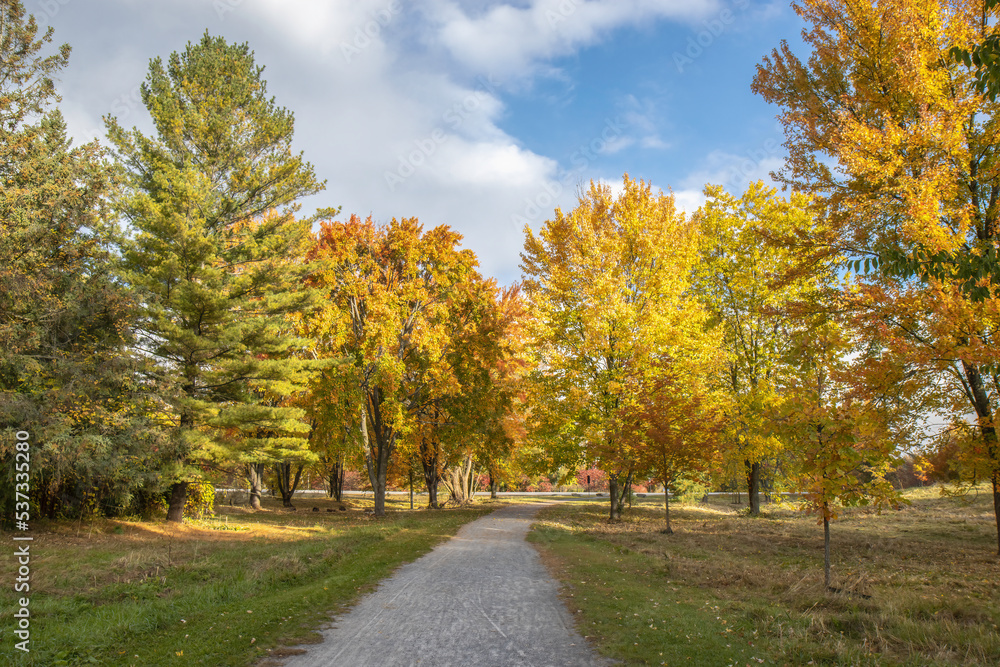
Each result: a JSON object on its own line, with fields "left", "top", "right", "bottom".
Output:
{"left": 107, "top": 32, "right": 326, "bottom": 521}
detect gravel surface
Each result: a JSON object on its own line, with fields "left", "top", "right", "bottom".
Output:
{"left": 278, "top": 503, "right": 609, "bottom": 667}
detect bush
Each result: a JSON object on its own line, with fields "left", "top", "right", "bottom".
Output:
{"left": 129, "top": 484, "right": 168, "bottom": 520}
{"left": 670, "top": 476, "right": 710, "bottom": 503}
{"left": 575, "top": 468, "right": 608, "bottom": 491}
{"left": 342, "top": 469, "right": 366, "bottom": 491}
{"left": 184, "top": 481, "right": 215, "bottom": 519}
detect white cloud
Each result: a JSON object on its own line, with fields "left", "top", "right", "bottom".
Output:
{"left": 672, "top": 188, "right": 707, "bottom": 216}
{"left": 49, "top": 0, "right": 730, "bottom": 285}
{"left": 236, "top": 0, "right": 391, "bottom": 53}
{"left": 601, "top": 135, "right": 635, "bottom": 154}
{"left": 670, "top": 139, "right": 790, "bottom": 215}
{"left": 640, "top": 135, "right": 670, "bottom": 150}
{"left": 679, "top": 144, "right": 785, "bottom": 195}
{"left": 428, "top": 0, "right": 719, "bottom": 76}
{"left": 437, "top": 141, "right": 557, "bottom": 188}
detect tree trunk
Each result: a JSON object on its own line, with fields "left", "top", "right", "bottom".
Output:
{"left": 329, "top": 461, "right": 345, "bottom": 502}
{"left": 425, "top": 471, "right": 440, "bottom": 509}
{"left": 166, "top": 481, "right": 189, "bottom": 523}
{"left": 962, "top": 361, "right": 1000, "bottom": 555}
{"left": 361, "top": 403, "right": 377, "bottom": 493}
{"left": 168, "top": 408, "right": 195, "bottom": 523}
{"left": 662, "top": 478, "right": 673, "bottom": 534}
{"left": 373, "top": 442, "right": 389, "bottom": 517}
{"left": 325, "top": 450, "right": 346, "bottom": 501}
{"left": 443, "top": 454, "right": 474, "bottom": 505}
{"left": 823, "top": 511, "right": 831, "bottom": 589}
{"left": 420, "top": 433, "right": 441, "bottom": 509}
{"left": 489, "top": 470, "right": 498, "bottom": 500}
{"left": 608, "top": 474, "right": 621, "bottom": 521}
{"left": 246, "top": 462, "right": 266, "bottom": 510}
{"left": 274, "top": 461, "right": 304, "bottom": 508}
{"left": 364, "top": 393, "right": 395, "bottom": 518}
{"left": 467, "top": 461, "right": 476, "bottom": 501}
{"left": 994, "top": 474, "right": 1000, "bottom": 557}
{"left": 408, "top": 468, "right": 414, "bottom": 510}
{"left": 615, "top": 470, "right": 632, "bottom": 518}
{"left": 745, "top": 458, "right": 761, "bottom": 516}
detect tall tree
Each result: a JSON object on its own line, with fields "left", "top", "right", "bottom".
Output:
{"left": 752, "top": 0, "right": 1000, "bottom": 552}
{"left": 468, "top": 286, "right": 530, "bottom": 501}
{"left": 107, "top": 33, "right": 324, "bottom": 521}
{"left": 521, "top": 175, "right": 705, "bottom": 521}
{"left": 434, "top": 282, "right": 528, "bottom": 507}
{"left": 306, "top": 215, "right": 480, "bottom": 517}
{"left": 694, "top": 182, "right": 820, "bottom": 515}
{"left": 0, "top": 1, "right": 164, "bottom": 522}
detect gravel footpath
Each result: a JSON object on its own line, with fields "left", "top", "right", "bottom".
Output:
{"left": 278, "top": 502, "right": 609, "bottom": 667}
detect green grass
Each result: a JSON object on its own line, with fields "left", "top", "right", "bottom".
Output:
{"left": 0, "top": 495, "right": 496, "bottom": 666}
{"left": 529, "top": 488, "right": 1000, "bottom": 666}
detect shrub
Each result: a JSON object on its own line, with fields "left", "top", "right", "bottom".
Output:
{"left": 575, "top": 468, "right": 608, "bottom": 491}
{"left": 129, "top": 484, "right": 168, "bottom": 520}
{"left": 342, "top": 469, "right": 366, "bottom": 491}
{"left": 184, "top": 481, "right": 216, "bottom": 519}
{"left": 670, "top": 476, "right": 709, "bottom": 503}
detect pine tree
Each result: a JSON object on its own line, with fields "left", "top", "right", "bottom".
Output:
{"left": 107, "top": 33, "right": 325, "bottom": 521}
{"left": 0, "top": 0, "right": 163, "bottom": 523}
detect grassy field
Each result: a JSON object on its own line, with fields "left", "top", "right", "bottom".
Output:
{"left": 0, "top": 494, "right": 496, "bottom": 666}
{"left": 529, "top": 487, "right": 1000, "bottom": 667}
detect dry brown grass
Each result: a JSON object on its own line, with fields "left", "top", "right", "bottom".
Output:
{"left": 533, "top": 486, "right": 1000, "bottom": 666}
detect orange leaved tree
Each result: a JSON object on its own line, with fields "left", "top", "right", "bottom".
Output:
{"left": 777, "top": 315, "right": 905, "bottom": 589}
{"left": 305, "top": 215, "right": 480, "bottom": 517}
{"left": 634, "top": 360, "right": 723, "bottom": 534}
{"left": 753, "top": 0, "right": 1000, "bottom": 552}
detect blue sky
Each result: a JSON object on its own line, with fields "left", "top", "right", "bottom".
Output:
{"left": 41, "top": 0, "right": 807, "bottom": 284}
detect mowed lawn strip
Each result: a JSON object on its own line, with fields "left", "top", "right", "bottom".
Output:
{"left": 0, "top": 497, "right": 496, "bottom": 667}
{"left": 529, "top": 488, "right": 1000, "bottom": 667}
{"left": 530, "top": 526, "right": 754, "bottom": 667}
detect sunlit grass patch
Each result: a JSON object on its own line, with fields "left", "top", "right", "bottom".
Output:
{"left": 0, "top": 495, "right": 497, "bottom": 666}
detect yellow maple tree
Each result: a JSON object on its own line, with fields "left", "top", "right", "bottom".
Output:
{"left": 753, "top": 0, "right": 1000, "bottom": 553}
{"left": 521, "top": 175, "right": 713, "bottom": 520}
